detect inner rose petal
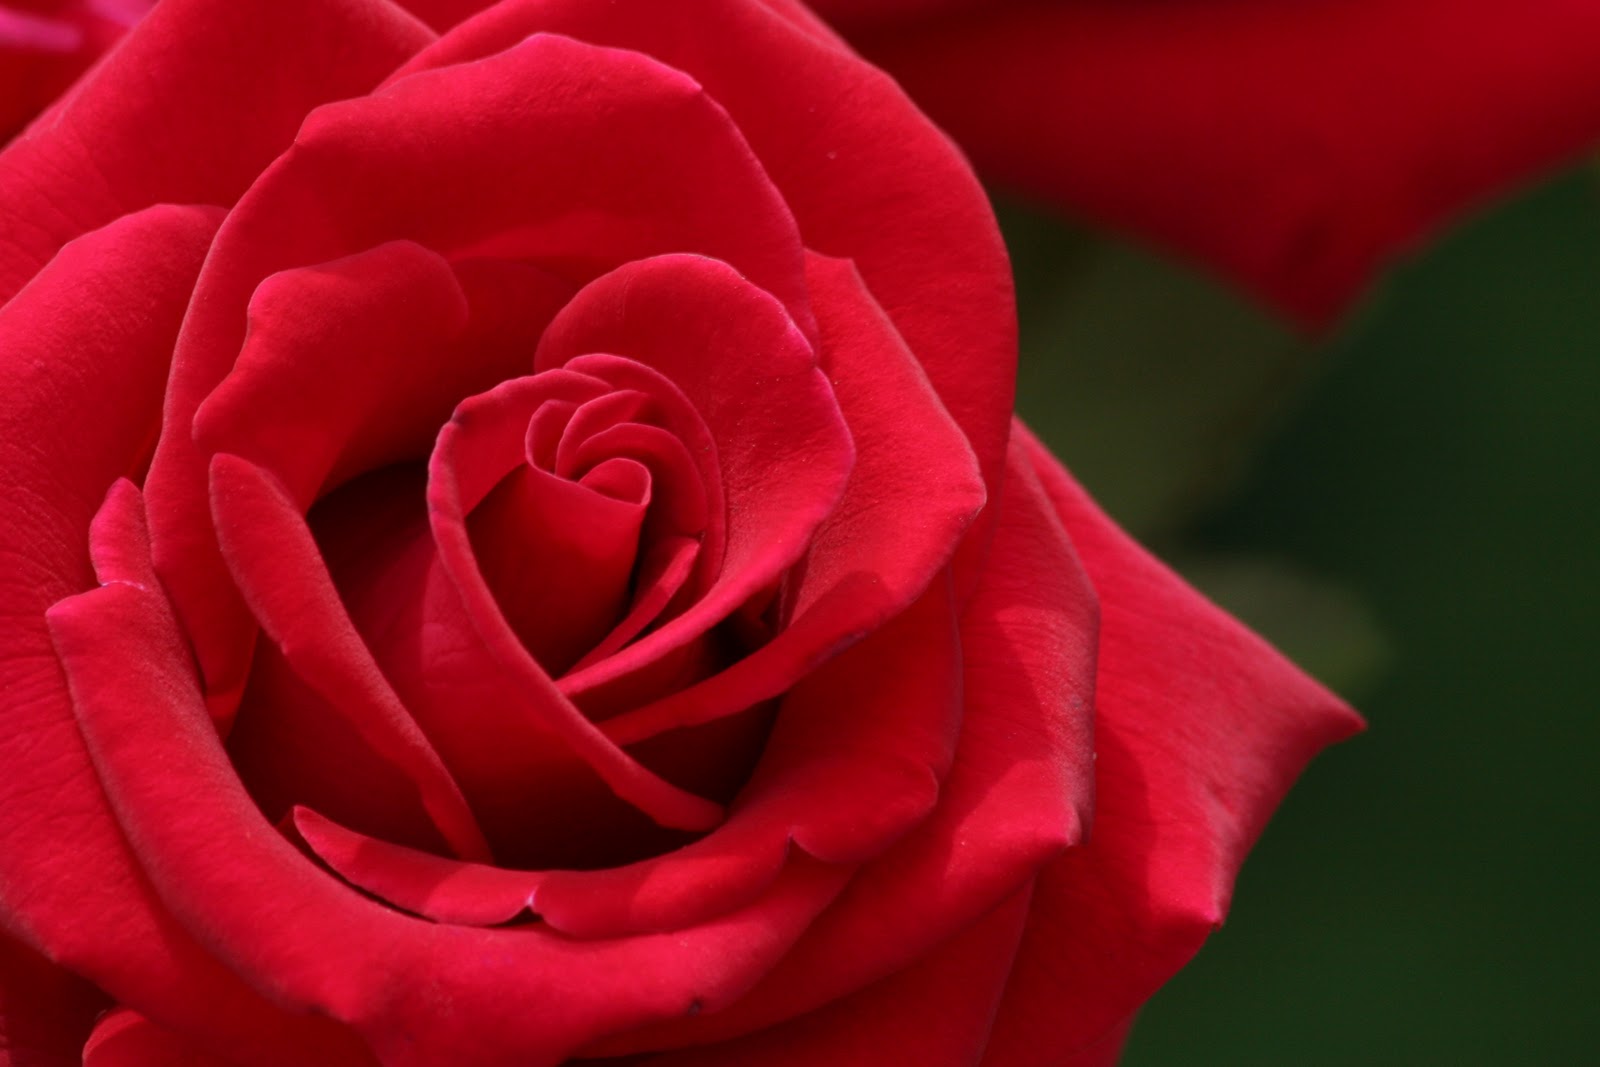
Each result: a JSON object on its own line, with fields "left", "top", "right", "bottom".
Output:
{"left": 436, "top": 363, "right": 720, "bottom": 676}
{"left": 468, "top": 457, "right": 650, "bottom": 675}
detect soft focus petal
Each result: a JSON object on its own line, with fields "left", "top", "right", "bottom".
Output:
{"left": 0, "top": 1, "right": 150, "bottom": 144}
{"left": 976, "top": 423, "right": 1364, "bottom": 1062}
{"left": 854, "top": 0, "right": 1600, "bottom": 326}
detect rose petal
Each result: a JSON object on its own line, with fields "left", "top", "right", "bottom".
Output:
{"left": 0, "top": 207, "right": 373, "bottom": 1067}
{"left": 297, "top": 575, "right": 962, "bottom": 937}
{"left": 645, "top": 888, "right": 1033, "bottom": 1067}
{"left": 0, "top": 0, "right": 429, "bottom": 299}
{"left": 194, "top": 241, "right": 571, "bottom": 507}
{"left": 208, "top": 453, "right": 492, "bottom": 862}
{"left": 83, "top": 1009, "right": 248, "bottom": 1067}
{"left": 598, "top": 252, "right": 983, "bottom": 743}
{"left": 469, "top": 456, "right": 649, "bottom": 674}
{"left": 397, "top": 0, "right": 1016, "bottom": 517}
{"left": 49, "top": 505, "right": 853, "bottom": 1064}
{"left": 534, "top": 255, "right": 854, "bottom": 707}
{"left": 854, "top": 0, "right": 1600, "bottom": 327}
{"left": 975, "top": 423, "right": 1364, "bottom": 1061}
{"left": 588, "top": 433, "right": 1096, "bottom": 1054}
{"left": 426, "top": 373, "right": 730, "bottom": 842}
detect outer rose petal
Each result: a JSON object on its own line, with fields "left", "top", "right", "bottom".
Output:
{"left": 0, "top": 209, "right": 374, "bottom": 1065}
{"left": 976, "top": 423, "right": 1364, "bottom": 1063}
{"left": 646, "top": 889, "right": 1034, "bottom": 1067}
{"left": 0, "top": 0, "right": 430, "bottom": 300}
{"left": 850, "top": 0, "right": 1600, "bottom": 326}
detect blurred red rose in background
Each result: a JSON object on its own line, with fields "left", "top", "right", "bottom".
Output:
{"left": 814, "top": 0, "right": 1600, "bottom": 326}
{"left": 0, "top": 0, "right": 1359, "bottom": 1064}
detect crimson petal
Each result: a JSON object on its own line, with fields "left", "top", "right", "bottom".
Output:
{"left": 976, "top": 423, "right": 1364, "bottom": 1061}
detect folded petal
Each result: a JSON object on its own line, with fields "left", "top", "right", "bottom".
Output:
{"left": 590, "top": 432, "right": 1095, "bottom": 1055}
{"left": 976, "top": 423, "right": 1363, "bottom": 1061}
{"left": 210, "top": 455, "right": 492, "bottom": 861}
{"left": 598, "top": 252, "right": 983, "bottom": 742}
{"left": 298, "top": 576, "right": 962, "bottom": 937}
{"left": 49, "top": 504, "right": 852, "bottom": 1064}
{"left": 535, "top": 255, "right": 853, "bottom": 709}
{"left": 0, "top": 205, "right": 373, "bottom": 1067}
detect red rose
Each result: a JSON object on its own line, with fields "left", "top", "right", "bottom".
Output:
{"left": 817, "top": 0, "right": 1600, "bottom": 326}
{"left": 0, "top": 0, "right": 152, "bottom": 140}
{"left": 0, "top": 1, "right": 1358, "bottom": 1064}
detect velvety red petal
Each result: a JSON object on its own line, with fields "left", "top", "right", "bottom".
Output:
{"left": 208, "top": 454, "right": 491, "bottom": 861}
{"left": 470, "top": 455, "right": 650, "bottom": 673}
{"left": 298, "top": 576, "right": 962, "bottom": 938}
{"left": 49, "top": 500, "right": 853, "bottom": 1064}
{"left": 855, "top": 0, "right": 1600, "bottom": 327}
{"left": 598, "top": 252, "right": 984, "bottom": 744}
{"left": 181, "top": 241, "right": 569, "bottom": 724}
{"left": 396, "top": 0, "right": 1016, "bottom": 507}
{"left": 0, "top": 208, "right": 374, "bottom": 1066}
{"left": 427, "top": 377, "right": 729, "bottom": 836}
{"left": 194, "top": 241, "right": 570, "bottom": 507}
{"left": 311, "top": 464, "right": 714, "bottom": 871}
{"left": 0, "top": 0, "right": 428, "bottom": 300}
{"left": 534, "top": 255, "right": 853, "bottom": 707}
{"left": 0, "top": 929, "right": 101, "bottom": 1066}
{"left": 975, "top": 423, "right": 1364, "bottom": 1061}
{"left": 144, "top": 29, "right": 808, "bottom": 715}
{"left": 647, "top": 888, "right": 1033, "bottom": 1067}
{"left": 588, "top": 434, "right": 1096, "bottom": 1055}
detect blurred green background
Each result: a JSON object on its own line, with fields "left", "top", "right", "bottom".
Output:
{"left": 1007, "top": 168, "right": 1600, "bottom": 1064}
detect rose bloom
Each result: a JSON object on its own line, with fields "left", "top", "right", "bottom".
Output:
{"left": 0, "top": 1, "right": 1359, "bottom": 1064}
